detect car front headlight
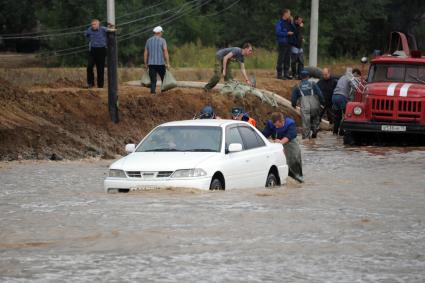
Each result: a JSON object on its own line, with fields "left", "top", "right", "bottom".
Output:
{"left": 353, "top": 106, "right": 363, "bottom": 115}
{"left": 171, "top": 168, "right": 207, "bottom": 178}
{"left": 109, "top": 169, "right": 127, "bottom": 178}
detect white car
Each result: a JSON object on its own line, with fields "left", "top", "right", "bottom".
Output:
{"left": 104, "top": 119, "right": 288, "bottom": 193}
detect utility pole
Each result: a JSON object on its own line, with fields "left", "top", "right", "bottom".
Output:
{"left": 107, "top": 0, "right": 119, "bottom": 123}
{"left": 309, "top": 0, "right": 319, "bottom": 67}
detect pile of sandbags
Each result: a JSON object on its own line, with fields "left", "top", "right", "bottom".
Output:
{"left": 219, "top": 80, "right": 278, "bottom": 107}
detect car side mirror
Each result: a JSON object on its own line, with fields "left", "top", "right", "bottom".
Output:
{"left": 360, "top": 57, "right": 368, "bottom": 64}
{"left": 228, "top": 143, "right": 243, "bottom": 153}
{"left": 125, "top": 144, "right": 136, "bottom": 154}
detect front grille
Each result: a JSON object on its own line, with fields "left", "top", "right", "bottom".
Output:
{"left": 370, "top": 97, "right": 423, "bottom": 121}
{"left": 398, "top": 100, "right": 422, "bottom": 119}
{"left": 125, "top": 171, "right": 173, "bottom": 178}
{"left": 126, "top": 171, "right": 141, "bottom": 178}
{"left": 371, "top": 98, "right": 394, "bottom": 111}
{"left": 157, "top": 171, "right": 173, "bottom": 178}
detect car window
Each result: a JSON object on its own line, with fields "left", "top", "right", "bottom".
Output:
{"left": 238, "top": 126, "right": 265, "bottom": 150}
{"left": 225, "top": 127, "right": 244, "bottom": 151}
{"left": 137, "top": 126, "right": 222, "bottom": 152}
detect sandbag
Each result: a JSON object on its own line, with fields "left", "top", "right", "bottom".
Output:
{"left": 141, "top": 70, "right": 151, "bottom": 87}
{"left": 161, "top": 70, "right": 177, "bottom": 92}
{"left": 220, "top": 80, "right": 277, "bottom": 107}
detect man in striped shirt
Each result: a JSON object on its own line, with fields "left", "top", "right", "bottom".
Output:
{"left": 144, "top": 26, "right": 170, "bottom": 94}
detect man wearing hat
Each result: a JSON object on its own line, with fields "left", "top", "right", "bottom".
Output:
{"left": 291, "top": 70, "right": 324, "bottom": 139}
{"left": 199, "top": 106, "right": 216, "bottom": 119}
{"left": 231, "top": 107, "right": 257, "bottom": 127}
{"left": 144, "top": 26, "right": 170, "bottom": 94}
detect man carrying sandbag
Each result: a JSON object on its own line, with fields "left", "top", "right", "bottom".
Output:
{"left": 144, "top": 26, "right": 170, "bottom": 94}
{"left": 204, "top": 43, "right": 254, "bottom": 92}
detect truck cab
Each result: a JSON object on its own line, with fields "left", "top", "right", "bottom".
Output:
{"left": 342, "top": 32, "right": 425, "bottom": 145}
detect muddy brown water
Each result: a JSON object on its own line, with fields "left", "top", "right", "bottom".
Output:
{"left": 1, "top": 132, "right": 424, "bottom": 282}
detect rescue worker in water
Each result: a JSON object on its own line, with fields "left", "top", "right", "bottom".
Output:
{"left": 291, "top": 70, "right": 324, "bottom": 139}
{"left": 231, "top": 107, "right": 257, "bottom": 127}
{"left": 262, "top": 112, "right": 304, "bottom": 183}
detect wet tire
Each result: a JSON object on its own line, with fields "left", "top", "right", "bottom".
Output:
{"left": 210, "top": 178, "right": 224, "bottom": 190}
{"left": 344, "top": 132, "right": 364, "bottom": 146}
{"left": 266, "top": 173, "right": 278, "bottom": 188}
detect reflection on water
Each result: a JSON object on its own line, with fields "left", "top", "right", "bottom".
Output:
{"left": 0, "top": 132, "right": 424, "bottom": 282}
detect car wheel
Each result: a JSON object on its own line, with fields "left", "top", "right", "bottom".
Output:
{"left": 210, "top": 178, "right": 224, "bottom": 190}
{"left": 266, "top": 173, "right": 278, "bottom": 188}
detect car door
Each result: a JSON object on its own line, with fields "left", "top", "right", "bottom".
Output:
{"left": 221, "top": 125, "right": 252, "bottom": 189}
{"left": 237, "top": 125, "right": 270, "bottom": 188}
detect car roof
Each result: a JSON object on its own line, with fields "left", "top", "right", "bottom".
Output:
{"left": 160, "top": 119, "right": 247, "bottom": 128}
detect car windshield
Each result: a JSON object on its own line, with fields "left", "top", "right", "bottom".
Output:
{"left": 368, "top": 64, "right": 425, "bottom": 83}
{"left": 136, "top": 126, "right": 222, "bottom": 152}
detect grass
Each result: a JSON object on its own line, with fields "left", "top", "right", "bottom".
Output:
{"left": 169, "top": 42, "right": 361, "bottom": 70}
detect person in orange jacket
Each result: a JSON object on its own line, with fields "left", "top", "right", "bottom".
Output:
{"left": 231, "top": 107, "right": 257, "bottom": 127}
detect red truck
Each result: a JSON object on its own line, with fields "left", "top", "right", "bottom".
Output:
{"left": 342, "top": 32, "right": 425, "bottom": 145}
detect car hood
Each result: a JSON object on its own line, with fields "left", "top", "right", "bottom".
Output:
{"left": 110, "top": 152, "right": 219, "bottom": 171}
{"left": 366, "top": 82, "right": 425, "bottom": 98}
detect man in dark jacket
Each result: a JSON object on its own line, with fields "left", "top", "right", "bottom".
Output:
{"left": 290, "top": 16, "right": 304, "bottom": 79}
{"left": 84, "top": 19, "right": 107, "bottom": 88}
{"left": 262, "top": 112, "right": 303, "bottom": 183}
{"left": 317, "top": 68, "right": 337, "bottom": 124}
{"left": 275, "top": 9, "right": 294, "bottom": 80}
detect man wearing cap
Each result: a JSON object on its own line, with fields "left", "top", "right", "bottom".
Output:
{"left": 144, "top": 26, "right": 170, "bottom": 94}
{"left": 204, "top": 43, "right": 254, "bottom": 91}
{"left": 85, "top": 19, "right": 107, "bottom": 88}
{"left": 231, "top": 107, "right": 257, "bottom": 127}
{"left": 291, "top": 70, "right": 324, "bottom": 139}
{"left": 199, "top": 106, "right": 216, "bottom": 119}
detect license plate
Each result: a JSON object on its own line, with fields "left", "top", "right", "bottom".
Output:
{"left": 131, "top": 186, "right": 161, "bottom": 191}
{"left": 381, "top": 125, "right": 406, "bottom": 132}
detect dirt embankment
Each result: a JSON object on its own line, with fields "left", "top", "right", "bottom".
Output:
{"left": 0, "top": 72, "right": 299, "bottom": 161}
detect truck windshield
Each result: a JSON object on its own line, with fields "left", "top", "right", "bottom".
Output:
{"left": 368, "top": 64, "right": 425, "bottom": 83}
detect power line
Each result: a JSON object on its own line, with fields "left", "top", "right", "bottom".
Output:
{"left": 118, "top": 0, "right": 198, "bottom": 27}
{"left": 118, "top": 0, "right": 211, "bottom": 41}
{"left": 203, "top": 0, "right": 241, "bottom": 17}
{"left": 2, "top": 0, "right": 224, "bottom": 58}
{"left": 43, "top": 1, "right": 209, "bottom": 57}
{"left": 0, "top": 1, "right": 167, "bottom": 38}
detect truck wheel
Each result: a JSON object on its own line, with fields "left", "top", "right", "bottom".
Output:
{"left": 343, "top": 132, "right": 356, "bottom": 145}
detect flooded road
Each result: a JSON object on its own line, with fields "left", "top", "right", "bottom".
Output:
{"left": 1, "top": 132, "right": 425, "bottom": 282}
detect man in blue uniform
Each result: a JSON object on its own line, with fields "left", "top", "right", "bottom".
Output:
{"left": 262, "top": 112, "right": 303, "bottom": 183}
{"left": 291, "top": 70, "right": 324, "bottom": 139}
